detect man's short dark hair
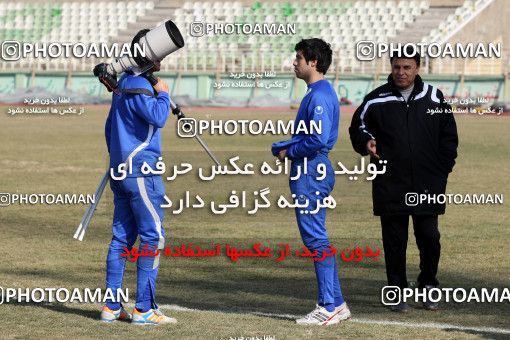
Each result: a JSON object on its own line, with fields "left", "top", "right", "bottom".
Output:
{"left": 294, "top": 38, "right": 333, "bottom": 74}
{"left": 390, "top": 45, "right": 421, "bottom": 67}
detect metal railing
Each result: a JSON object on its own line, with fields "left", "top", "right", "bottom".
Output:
{"left": 2, "top": 49, "right": 507, "bottom": 76}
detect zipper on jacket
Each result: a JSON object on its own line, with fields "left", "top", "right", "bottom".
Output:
{"left": 405, "top": 95, "right": 416, "bottom": 195}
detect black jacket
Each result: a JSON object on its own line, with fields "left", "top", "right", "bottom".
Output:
{"left": 349, "top": 75, "right": 458, "bottom": 216}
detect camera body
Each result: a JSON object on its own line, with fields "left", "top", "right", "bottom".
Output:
{"left": 94, "top": 20, "right": 184, "bottom": 92}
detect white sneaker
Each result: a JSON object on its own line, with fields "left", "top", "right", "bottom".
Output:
{"left": 333, "top": 303, "right": 352, "bottom": 322}
{"left": 132, "top": 308, "right": 177, "bottom": 325}
{"left": 296, "top": 303, "right": 351, "bottom": 326}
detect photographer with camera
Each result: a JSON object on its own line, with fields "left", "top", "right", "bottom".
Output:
{"left": 94, "top": 21, "right": 184, "bottom": 325}
{"left": 100, "top": 62, "right": 177, "bottom": 325}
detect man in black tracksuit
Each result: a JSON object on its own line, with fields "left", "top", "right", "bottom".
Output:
{"left": 349, "top": 51, "right": 458, "bottom": 311}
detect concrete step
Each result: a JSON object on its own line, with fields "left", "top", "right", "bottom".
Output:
{"left": 391, "top": 7, "right": 458, "bottom": 43}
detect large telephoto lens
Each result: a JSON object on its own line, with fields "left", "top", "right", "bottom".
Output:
{"left": 108, "top": 20, "right": 185, "bottom": 75}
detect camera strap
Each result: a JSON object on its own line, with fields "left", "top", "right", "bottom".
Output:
{"left": 118, "top": 88, "right": 155, "bottom": 97}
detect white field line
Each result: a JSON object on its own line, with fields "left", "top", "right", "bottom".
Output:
{"left": 150, "top": 303, "right": 510, "bottom": 335}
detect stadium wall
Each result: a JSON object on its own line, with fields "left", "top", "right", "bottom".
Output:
{"left": 0, "top": 72, "right": 506, "bottom": 104}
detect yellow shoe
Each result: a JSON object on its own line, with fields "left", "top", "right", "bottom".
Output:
{"left": 132, "top": 308, "right": 177, "bottom": 325}
{"left": 100, "top": 305, "right": 132, "bottom": 323}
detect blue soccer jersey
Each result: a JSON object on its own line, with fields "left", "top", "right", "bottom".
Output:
{"left": 286, "top": 79, "right": 339, "bottom": 159}
{"left": 105, "top": 74, "right": 170, "bottom": 177}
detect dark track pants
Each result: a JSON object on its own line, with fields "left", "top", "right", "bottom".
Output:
{"left": 380, "top": 215, "right": 440, "bottom": 289}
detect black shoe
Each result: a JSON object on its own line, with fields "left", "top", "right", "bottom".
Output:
{"left": 389, "top": 302, "right": 410, "bottom": 313}
{"left": 422, "top": 285, "right": 440, "bottom": 311}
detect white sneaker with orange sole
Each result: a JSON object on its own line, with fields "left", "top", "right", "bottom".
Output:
{"left": 132, "top": 308, "right": 177, "bottom": 325}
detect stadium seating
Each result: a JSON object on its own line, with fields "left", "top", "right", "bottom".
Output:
{"left": 0, "top": 2, "right": 153, "bottom": 43}
{"left": 0, "top": 0, "right": 503, "bottom": 75}
{"left": 422, "top": 0, "right": 486, "bottom": 43}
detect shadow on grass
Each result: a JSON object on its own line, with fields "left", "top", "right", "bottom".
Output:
{"left": 153, "top": 266, "right": 510, "bottom": 338}
{"left": 10, "top": 259, "right": 509, "bottom": 338}
{"left": 445, "top": 329, "right": 510, "bottom": 340}
{"left": 11, "top": 301, "right": 99, "bottom": 321}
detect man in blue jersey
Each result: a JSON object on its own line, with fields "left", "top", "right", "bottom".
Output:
{"left": 100, "top": 65, "right": 176, "bottom": 325}
{"left": 272, "top": 38, "right": 351, "bottom": 325}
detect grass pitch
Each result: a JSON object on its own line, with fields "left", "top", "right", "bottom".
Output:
{"left": 0, "top": 105, "right": 509, "bottom": 339}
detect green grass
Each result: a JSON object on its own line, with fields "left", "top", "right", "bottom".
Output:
{"left": 0, "top": 106, "right": 509, "bottom": 339}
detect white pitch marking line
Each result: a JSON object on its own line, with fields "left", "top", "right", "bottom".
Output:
{"left": 152, "top": 304, "right": 510, "bottom": 335}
